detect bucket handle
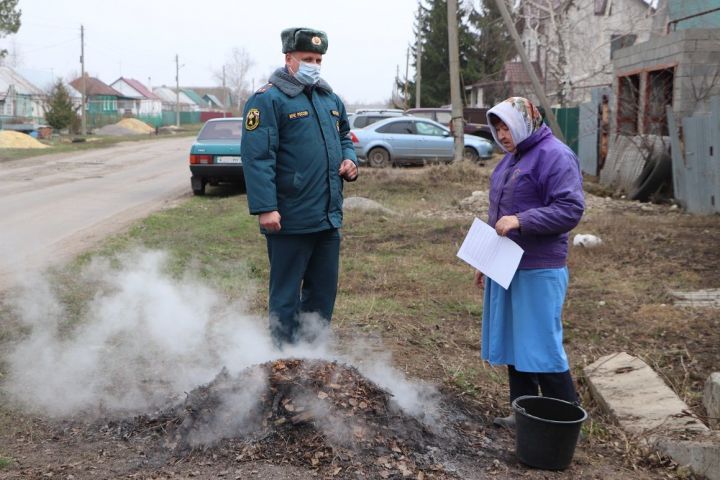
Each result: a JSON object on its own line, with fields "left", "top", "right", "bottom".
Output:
{"left": 513, "top": 397, "right": 584, "bottom": 417}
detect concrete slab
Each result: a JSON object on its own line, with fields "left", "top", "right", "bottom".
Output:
{"left": 584, "top": 352, "right": 708, "bottom": 435}
{"left": 671, "top": 288, "right": 720, "bottom": 308}
{"left": 655, "top": 434, "right": 720, "bottom": 480}
{"left": 585, "top": 352, "right": 720, "bottom": 480}
{"left": 705, "top": 372, "right": 720, "bottom": 429}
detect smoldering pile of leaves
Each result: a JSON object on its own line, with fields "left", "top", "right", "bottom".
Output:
{"left": 106, "top": 359, "right": 493, "bottom": 479}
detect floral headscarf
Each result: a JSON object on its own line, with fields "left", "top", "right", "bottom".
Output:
{"left": 487, "top": 97, "right": 544, "bottom": 153}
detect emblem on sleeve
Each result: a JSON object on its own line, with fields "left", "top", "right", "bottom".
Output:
{"left": 245, "top": 108, "right": 260, "bottom": 131}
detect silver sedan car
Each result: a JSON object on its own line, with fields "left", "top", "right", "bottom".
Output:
{"left": 350, "top": 116, "right": 494, "bottom": 167}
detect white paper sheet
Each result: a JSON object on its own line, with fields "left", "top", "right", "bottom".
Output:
{"left": 456, "top": 217, "right": 524, "bottom": 289}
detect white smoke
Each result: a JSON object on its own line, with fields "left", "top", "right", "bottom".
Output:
{"left": 2, "top": 249, "right": 440, "bottom": 431}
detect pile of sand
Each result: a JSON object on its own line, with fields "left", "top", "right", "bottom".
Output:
{"left": 0, "top": 130, "right": 49, "bottom": 149}
{"left": 116, "top": 118, "right": 154, "bottom": 134}
{"left": 95, "top": 118, "right": 155, "bottom": 137}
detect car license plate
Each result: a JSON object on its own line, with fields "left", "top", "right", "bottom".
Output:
{"left": 216, "top": 156, "right": 242, "bottom": 164}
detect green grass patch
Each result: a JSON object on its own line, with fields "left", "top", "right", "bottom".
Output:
{"left": 0, "top": 457, "right": 13, "bottom": 469}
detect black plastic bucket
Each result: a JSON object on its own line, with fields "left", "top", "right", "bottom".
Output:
{"left": 512, "top": 395, "right": 587, "bottom": 470}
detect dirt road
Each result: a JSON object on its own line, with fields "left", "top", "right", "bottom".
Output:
{"left": 0, "top": 137, "right": 194, "bottom": 289}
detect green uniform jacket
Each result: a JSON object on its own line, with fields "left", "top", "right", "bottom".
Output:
{"left": 241, "top": 67, "right": 358, "bottom": 234}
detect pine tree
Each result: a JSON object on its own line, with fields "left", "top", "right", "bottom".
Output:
{"left": 407, "top": 0, "right": 482, "bottom": 108}
{"left": 44, "top": 81, "right": 77, "bottom": 131}
{"left": 468, "top": 0, "right": 516, "bottom": 106}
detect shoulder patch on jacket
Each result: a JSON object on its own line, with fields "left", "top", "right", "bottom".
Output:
{"left": 245, "top": 108, "right": 260, "bottom": 131}
{"left": 256, "top": 83, "right": 273, "bottom": 94}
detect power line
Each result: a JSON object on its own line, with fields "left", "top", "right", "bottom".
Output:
{"left": 11, "top": 37, "right": 77, "bottom": 54}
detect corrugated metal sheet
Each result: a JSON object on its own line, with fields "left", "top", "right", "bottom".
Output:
{"left": 600, "top": 134, "right": 670, "bottom": 192}
{"left": 668, "top": 96, "right": 720, "bottom": 214}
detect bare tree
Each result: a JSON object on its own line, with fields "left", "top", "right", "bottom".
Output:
{"left": 213, "top": 47, "right": 255, "bottom": 113}
{"left": 514, "top": 0, "right": 657, "bottom": 106}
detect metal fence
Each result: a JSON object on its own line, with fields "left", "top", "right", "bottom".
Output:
{"left": 578, "top": 87, "right": 612, "bottom": 176}
{"left": 667, "top": 96, "right": 720, "bottom": 214}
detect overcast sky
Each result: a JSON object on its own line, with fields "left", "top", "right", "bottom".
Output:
{"left": 5, "top": 0, "right": 420, "bottom": 104}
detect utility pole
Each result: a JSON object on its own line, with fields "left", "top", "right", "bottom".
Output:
{"left": 175, "top": 54, "right": 180, "bottom": 127}
{"left": 415, "top": 34, "right": 422, "bottom": 108}
{"left": 222, "top": 65, "right": 227, "bottom": 118}
{"left": 403, "top": 46, "right": 410, "bottom": 110}
{"left": 80, "top": 24, "right": 86, "bottom": 136}
{"left": 492, "top": 0, "right": 565, "bottom": 142}
{"left": 447, "top": 0, "right": 464, "bottom": 162}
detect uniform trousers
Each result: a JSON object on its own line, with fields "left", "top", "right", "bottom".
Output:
{"left": 265, "top": 228, "right": 340, "bottom": 345}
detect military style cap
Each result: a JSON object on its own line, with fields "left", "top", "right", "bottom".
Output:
{"left": 281, "top": 27, "right": 328, "bottom": 54}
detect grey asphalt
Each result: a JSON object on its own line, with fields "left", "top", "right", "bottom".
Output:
{"left": 0, "top": 136, "right": 194, "bottom": 289}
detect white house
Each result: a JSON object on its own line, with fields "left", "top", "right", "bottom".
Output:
{"left": 0, "top": 66, "right": 46, "bottom": 123}
{"left": 517, "top": 0, "right": 656, "bottom": 105}
{"left": 153, "top": 86, "right": 199, "bottom": 112}
{"left": 16, "top": 68, "right": 82, "bottom": 111}
{"left": 110, "top": 77, "right": 163, "bottom": 126}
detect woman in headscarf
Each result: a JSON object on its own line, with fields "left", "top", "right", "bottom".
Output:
{"left": 475, "top": 97, "right": 585, "bottom": 429}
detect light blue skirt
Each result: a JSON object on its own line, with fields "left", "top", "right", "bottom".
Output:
{"left": 481, "top": 267, "right": 570, "bottom": 373}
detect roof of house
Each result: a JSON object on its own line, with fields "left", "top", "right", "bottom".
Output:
{"left": 69, "top": 75, "right": 124, "bottom": 97}
{"left": 203, "top": 93, "right": 224, "bottom": 108}
{"left": 0, "top": 66, "right": 45, "bottom": 96}
{"left": 153, "top": 86, "right": 196, "bottom": 105}
{"left": 186, "top": 86, "right": 234, "bottom": 104}
{"left": 503, "top": 61, "right": 544, "bottom": 85}
{"left": 180, "top": 88, "right": 208, "bottom": 107}
{"left": 112, "top": 77, "right": 161, "bottom": 100}
{"left": 16, "top": 68, "right": 82, "bottom": 98}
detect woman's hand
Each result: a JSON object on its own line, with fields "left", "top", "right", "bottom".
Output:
{"left": 474, "top": 270, "right": 484, "bottom": 289}
{"left": 495, "top": 215, "right": 520, "bottom": 236}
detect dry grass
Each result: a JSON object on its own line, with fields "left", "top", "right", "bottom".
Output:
{"left": 1, "top": 160, "right": 717, "bottom": 478}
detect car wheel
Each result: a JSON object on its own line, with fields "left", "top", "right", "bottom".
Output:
{"left": 191, "top": 176, "right": 206, "bottom": 196}
{"left": 463, "top": 147, "right": 479, "bottom": 163}
{"left": 368, "top": 148, "right": 391, "bottom": 168}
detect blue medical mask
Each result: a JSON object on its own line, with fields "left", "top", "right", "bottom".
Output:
{"left": 293, "top": 60, "right": 321, "bottom": 85}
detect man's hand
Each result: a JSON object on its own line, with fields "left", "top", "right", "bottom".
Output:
{"left": 259, "top": 211, "right": 281, "bottom": 232}
{"left": 495, "top": 215, "right": 520, "bottom": 236}
{"left": 474, "top": 270, "right": 484, "bottom": 289}
{"left": 339, "top": 159, "right": 358, "bottom": 181}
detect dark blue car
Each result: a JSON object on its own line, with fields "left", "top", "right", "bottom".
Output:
{"left": 189, "top": 118, "right": 244, "bottom": 195}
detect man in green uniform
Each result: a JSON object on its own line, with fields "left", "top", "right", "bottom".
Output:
{"left": 241, "top": 27, "right": 358, "bottom": 348}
